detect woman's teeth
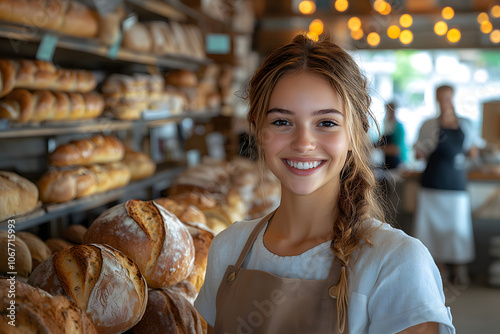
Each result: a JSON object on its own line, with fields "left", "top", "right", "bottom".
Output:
{"left": 286, "top": 160, "right": 322, "bottom": 169}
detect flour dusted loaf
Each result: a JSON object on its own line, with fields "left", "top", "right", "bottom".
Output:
{"left": 0, "top": 171, "right": 39, "bottom": 221}
{"left": 131, "top": 287, "right": 204, "bottom": 334}
{"left": 48, "top": 135, "right": 125, "bottom": 167}
{"left": 0, "top": 278, "right": 97, "bottom": 334}
{"left": 84, "top": 199, "right": 195, "bottom": 288}
{"left": 28, "top": 243, "right": 147, "bottom": 334}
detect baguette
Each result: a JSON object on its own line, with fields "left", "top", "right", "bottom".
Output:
{"left": 0, "top": 59, "right": 97, "bottom": 98}
{"left": 48, "top": 135, "right": 125, "bottom": 167}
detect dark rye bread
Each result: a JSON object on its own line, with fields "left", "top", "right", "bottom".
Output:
{"left": 0, "top": 278, "right": 97, "bottom": 333}
{"left": 28, "top": 244, "right": 147, "bottom": 334}
{"left": 84, "top": 199, "right": 195, "bottom": 288}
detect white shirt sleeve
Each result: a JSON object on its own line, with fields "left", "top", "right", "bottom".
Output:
{"left": 413, "top": 119, "right": 439, "bottom": 157}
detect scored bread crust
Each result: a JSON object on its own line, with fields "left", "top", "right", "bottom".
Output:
{"left": 0, "top": 279, "right": 97, "bottom": 334}
{"left": 28, "top": 244, "right": 148, "bottom": 334}
{"left": 84, "top": 199, "right": 195, "bottom": 288}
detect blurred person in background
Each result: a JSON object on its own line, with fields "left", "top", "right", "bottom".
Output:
{"left": 380, "top": 101, "right": 407, "bottom": 170}
{"left": 413, "top": 85, "right": 479, "bottom": 286}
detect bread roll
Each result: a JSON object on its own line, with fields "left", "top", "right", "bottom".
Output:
{"left": 84, "top": 199, "right": 195, "bottom": 288}
{"left": 60, "top": 224, "right": 88, "bottom": 244}
{"left": 154, "top": 198, "right": 206, "bottom": 225}
{"left": 87, "top": 162, "right": 131, "bottom": 193}
{"left": 0, "top": 230, "right": 31, "bottom": 277}
{"left": 123, "top": 148, "right": 156, "bottom": 181}
{"left": 28, "top": 244, "right": 147, "bottom": 334}
{"left": 37, "top": 167, "right": 98, "bottom": 203}
{"left": 169, "top": 191, "right": 217, "bottom": 211}
{"left": 17, "top": 231, "right": 52, "bottom": 270}
{"left": 131, "top": 287, "right": 204, "bottom": 334}
{"left": 0, "top": 171, "right": 39, "bottom": 221}
{"left": 0, "top": 279, "right": 97, "bottom": 334}
{"left": 44, "top": 238, "right": 75, "bottom": 254}
{"left": 0, "top": 59, "right": 16, "bottom": 98}
{"left": 122, "top": 22, "right": 153, "bottom": 53}
{"left": 48, "top": 135, "right": 125, "bottom": 167}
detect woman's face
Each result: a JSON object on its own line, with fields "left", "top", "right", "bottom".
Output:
{"left": 262, "top": 71, "right": 350, "bottom": 196}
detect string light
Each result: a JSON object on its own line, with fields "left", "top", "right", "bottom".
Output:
{"left": 347, "top": 17, "right": 361, "bottom": 31}
{"left": 299, "top": 1, "right": 316, "bottom": 14}
{"left": 399, "top": 29, "right": 413, "bottom": 44}
{"left": 334, "top": 0, "right": 348, "bottom": 12}
{"left": 442, "top": 7, "right": 454, "bottom": 20}
{"left": 399, "top": 14, "right": 413, "bottom": 28}
{"left": 490, "top": 29, "right": 500, "bottom": 43}
{"left": 477, "top": 12, "right": 489, "bottom": 24}
{"left": 481, "top": 20, "right": 493, "bottom": 34}
{"left": 367, "top": 32, "right": 380, "bottom": 46}
{"left": 434, "top": 21, "right": 448, "bottom": 36}
{"left": 351, "top": 29, "right": 364, "bottom": 40}
{"left": 309, "top": 19, "right": 324, "bottom": 35}
{"left": 447, "top": 28, "right": 461, "bottom": 43}
{"left": 387, "top": 25, "right": 401, "bottom": 39}
{"left": 491, "top": 5, "right": 500, "bottom": 18}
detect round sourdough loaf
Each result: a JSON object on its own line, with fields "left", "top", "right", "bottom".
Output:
{"left": 28, "top": 243, "right": 147, "bottom": 334}
{"left": 131, "top": 287, "right": 204, "bottom": 334}
{"left": 84, "top": 199, "right": 195, "bottom": 288}
{"left": 0, "top": 279, "right": 97, "bottom": 334}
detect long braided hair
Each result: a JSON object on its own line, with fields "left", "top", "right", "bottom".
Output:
{"left": 247, "top": 34, "right": 385, "bottom": 332}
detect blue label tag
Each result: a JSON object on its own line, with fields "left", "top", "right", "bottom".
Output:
{"left": 107, "top": 30, "right": 123, "bottom": 59}
{"left": 36, "top": 34, "right": 58, "bottom": 62}
{"left": 206, "top": 34, "right": 231, "bottom": 54}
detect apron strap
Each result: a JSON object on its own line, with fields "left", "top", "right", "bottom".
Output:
{"left": 233, "top": 210, "right": 276, "bottom": 269}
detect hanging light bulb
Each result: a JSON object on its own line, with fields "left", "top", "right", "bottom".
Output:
{"left": 491, "top": 5, "right": 500, "bottom": 18}
{"left": 490, "top": 29, "right": 500, "bottom": 43}
{"left": 477, "top": 12, "right": 489, "bottom": 24}
{"left": 347, "top": 17, "right": 361, "bottom": 31}
{"left": 351, "top": 29, "right": 364, "bottom": 40}
{"left": 447, "top": 28, "right": 461, "bottom": 43}
{"left": 387, "top": 25, "right": 401, "bottom": 39}
{"left": 481, "top": 21, "right": 493, "bottom": 34}
{"left": 399, "top": 29, "right": 413, "bottom": 45}
{"left": 367, "top": 32, "right": 380, "bottom": 46}
{"left": 299, "top": 1, "right": 316, "bottom": 14}
{"left": 399, "top": 14, "right": 413, "bottom": 28}
{"left": 334, "top": 0, "right": 349, "bottom": 12}
{"left": 434, "top": 21, "right": 448, "bottom": 36}
{"left": 442, "top": 7, "right": 454, "bottom": 20}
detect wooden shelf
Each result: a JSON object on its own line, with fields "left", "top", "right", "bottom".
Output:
{"left": 0, "top": 165, "right": 185, "bottom": 231}
{"left": 0, "top": 111, "right": 221, "bottom": 139}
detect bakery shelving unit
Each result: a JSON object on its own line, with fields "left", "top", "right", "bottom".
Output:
{"left": 0, "top": 1, "right": 226, "bottom": 234}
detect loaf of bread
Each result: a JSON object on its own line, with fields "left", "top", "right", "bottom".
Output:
{"left": 154, "top": 198, "right": 207, "bottom": 226}
{"left": 164, "top": 69, "right": 198, "bottom": 88}
{"left": 87, "top": 162, "right": 131, "bottom": 193}
{"left": 131, "top": 287, "right": 204, "bottom": 334}
{"left": 0, "top": 89, "right": 104, "bottom": 122}
{"left": 17, "top": 231, "right": 52, "bottom": 270}
{"left": 97, "top": 6, "right": 125, "bottom": 46}
{"left": 0, "top": 59, "right": 97, "bottom": 98}
{"left": 60, "top": 224, "right": 88, "bottom": 244}
{"left": 37, "top": 167, "right": 98, "bottom": 203}
{"left": 0, "top": 0, "right": 98, "bottom": 38}
{"left": 48, "top": 135, "right": 125, "bottom": 167}
{"left": 84, "top": 199, "right": 195, "bottom": 288}
{"left": 0, "top": 230, "right": 32, "bottom": 277}
{"left": 122, "top": 22, "right": 153, "bottom": 53}
{"left": 0, "top": 171, "right": 39, "bottom": 221}
{"left": 0, "top": 279, "right": 97, "bottom": 334}
{"left": 123, "top": 148, "right": 156, "bottom": 181}
{"left": 44, "top": 238, "right": 75, "bottom": 254}
{"left": 28, "top": 244, "right": 148, "bottom": 334}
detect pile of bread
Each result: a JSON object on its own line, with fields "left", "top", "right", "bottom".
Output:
{"left": 0, "top": 59, "right": 103, "bottom": 123}
{"left": 122, "top": 21, "right": 205, "bottom": 60}
{"left": 1, "top": 198, "right": 214, "bottom": 333}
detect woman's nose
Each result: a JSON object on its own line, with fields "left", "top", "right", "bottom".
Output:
{"left": 290, "top": 126, "right": 316, "bottom": 153}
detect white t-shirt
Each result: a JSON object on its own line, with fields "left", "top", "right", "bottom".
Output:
{"left": 195, "top": 218, "right": 455, "bottom": 334}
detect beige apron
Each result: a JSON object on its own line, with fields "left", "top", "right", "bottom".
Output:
{"left": 214, "top": 211, "right": 347, "bottom": 333}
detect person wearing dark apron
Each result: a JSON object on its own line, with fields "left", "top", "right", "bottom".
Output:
{"left": 196, "top": 36, "right": 454, "bottom": 334}
{"left": 414, "top": 85, "right": 477, "bottom": 286}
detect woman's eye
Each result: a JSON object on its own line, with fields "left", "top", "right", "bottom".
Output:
{"left": 271, "top": 119, "right": 290, "bottom": 127}
{"left": 318, "top": 120, "right": 337, "bottom": 127}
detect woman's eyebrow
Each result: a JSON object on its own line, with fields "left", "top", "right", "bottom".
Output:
{"left": 266, "top": 108, "right": 343, "bottom": 116}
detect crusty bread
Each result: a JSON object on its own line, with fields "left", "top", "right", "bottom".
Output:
{"left": 37, "top": 167, "right": 98, "bottom": 203}
{"left": 0, "top": 171, "right": 39, "bottom": 221}
{"left": 0, "top": 59, "right": 16, "bottom": 98}
{"left": 84, "top": 199, "right": 195, "bottom": 288}
{"left": 0, "top": 230, "right": 31, "bottom": 277}
{"left": 164, "top": 69, "right": 198, "bottom": 88}
{"left": 87, "top": 162, "right": 131, "bottom": 193}
{"left": 60, "top": 224, "right": 88, "bottom": 244}
{"left": 60, "top": 1, "right": 98, "bottom": 38}
{"left": 131, "top": 287, "right": 204, "bottom": 334}
{"left": 154, "top": 198, "right": 207, "bottom": 225}
{"left": 48, "top": 135, "right": 125, "bottom": 167}
{"left": 0, "top": 278, "right": 97, "bottom": 334}
{"left": 122, "top": 22, "right": 152, "bottom": 53}
{"left": 17, "top": 231, "right": 52, "bottom": 270}
{"left": 28, "top": 244, "right": 147, "bottom": 334}
{"left": 123, "top": 148, "right": 156, "bottom": 181}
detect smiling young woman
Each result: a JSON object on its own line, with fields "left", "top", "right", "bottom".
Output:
{"left": 194, "top": 34, "right": 455, "bottom": 334}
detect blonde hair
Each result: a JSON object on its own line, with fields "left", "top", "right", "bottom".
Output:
{"left": 246, "top": 34, "right": 385, "bottom": 332}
